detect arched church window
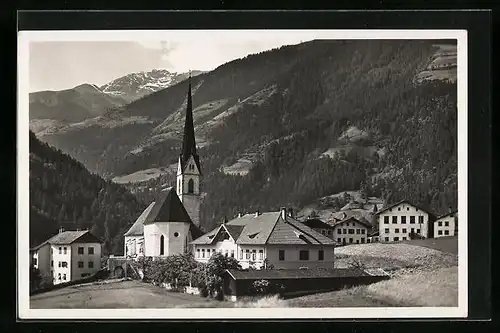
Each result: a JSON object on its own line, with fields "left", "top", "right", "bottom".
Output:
{"left": 188, "top": 179, "right": 194, "bottom": 193}
{"left": 160, "top": 235, "right": 165, "bottom": 255}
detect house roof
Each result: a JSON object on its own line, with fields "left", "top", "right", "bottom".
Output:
{"left": 224, "top": 268, "right": 370, "bottom": 280}
{"left": 124, "top": 202, "right": 155, "bottom": 236}
{"left": 191, "top": 211, "right": 335, "bottom": 246}
{"left": 142, "top": 188, "right": 192, "bottom": 225}
{"left": 435, "top": 211, "right": 458, "bottom": 220}
{"left": 301, "top": 218, "right": 335, "bottom": 230}
{"left": 330, "top": 216, "right": 372, "bottom": 229}
{"left": 31, "top": 230, "right": 102, "bottom": 251}
{"left": 374, "top": 200, "right": 436, "bottom": 218}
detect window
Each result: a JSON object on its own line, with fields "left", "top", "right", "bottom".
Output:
{"left": 438, "top": 221, "right": 443, "bottom": 226}
{"left": 356, "top": 229, "right": 360, "bottom": 234}
{"left": 78, "top": 247, "right": 84, "bottom": 255}
{"left": 445, "top": 221, "right": 449, "bottom": 227}
{"left": 385, "top": 237, "right": 389, "bottom": 242}
{"left": 407, "top": 207, "right": 409, "bottom": 211}
{"left": 384, "top": 216, "right": 389, "bottom": 224}
{"left": 196, "top": 249, "right": 200, "bottom": 258}
{"left": 88, "top": 247, "right": 94, "bottom": 255}
{"left": 63, "top": 274, "right": 66, "bottom": 281}
{"left": 356, "top": 240, "right": 359, "bottom": 244}
{"left": 392, "top": 216, "right": 397, "bottom": 224}
{"left": 63, "top": 247, "right": 67, "bottom": 254}
{"left": 299, "top": 250, "right": 309, "bottom": 260}
{"left": 410, "top": 216, "right": 415, "bottom": 224}
{"left": 258, "top": 250, "right": 263, "bottom": 260}
{"left": 398, "top": 207, "right": 401, "bottom": 211}
{"left": 346, "top": 223, "right": 349, "bottom": 226}
{"left": 328, "top": 230, "right": 332, "bottom": 236}
{"left": 402, "top": 237, "right": 407, "bottom": 240}
{"left": 402, "top": 228, "right": 407, "bottom": 233}
{"left": 202, "top": 249, "right": 205, "bottom": 258}
{"left": 417, "top": 229, "right": 421, "bottom": 234}
{"left": 279, "top": 250, "right": 285, "bottom": 261}
{"left": 401, "top": 216, "right": 406, "bottom": 224}
{"left": 343, "top": 229, "right": 347, "bottom": 234}
{"left": 51, "top": 248, "right": 53, "bottom": 254}
{"left": 240, "top": 249, "right": 243, "bottom": 259}
{"left": 58, "top": 273, "right": 61, "bottom": 280}
{"left": 51, "top": 260, "right": 53, "bottom": 267}
{"left": 61, "top": 261, "right": 68, "bottom": 268}
{"left": 394, "top": 237, "right": 399, "bottom": 241}
{"left": 252, "top": 250, "right": 256, "bottom": 261}
{"left": 444, "top": 230, "right": 449, "bottom": 235}
{"left": 59, "top": 247, "right": 62, "bottom": 254}
{"left": 318, "top": 250, "right": 324, "bottom": 260}
{"left": 188, "top": 179, "right": 194, "bottom": 194}
{"left": 438, "top": 230, "right": 443, "bottom": 235}
{"left": 88, "top": 261, "right": 94, "bottom": 268}
{"left": 418, "top": 216, "right": 424, "bottom": 224}
{"left": 361, "top": 229, "right": 365, "bottom": 234}
{"left": 348, "top": 229, "right": 354, "bottom": 234}
{"left": 385, "top": 228, "right": 390, "bottom": 234}
{"left": 78, "top": 261, "right": 84, "bottom": 268}
{"left": 232, "top": 250, "right": 236, "bottom": 258}
{"left": 160, "top": 235, "right": 165, "bottom": 255}
{"left": 58, "top": 262, "right": 61, "bottom": 268}
{"left": 395, "top": 228, "right": 399, "bottom": 233}
{"left": 337, "top": 238, "right": 341, "bottom": 243}
{"left": 349, "top": 238, "right": 353, "bottom": 243}
{"left": 246, "top": 249, "right": 250, "bottom": 260}
{"left": 361, "top": 238, "right": 365, "bottom": 243}
{"left": 411, "top": 228, "right": 415, "bottom": 233}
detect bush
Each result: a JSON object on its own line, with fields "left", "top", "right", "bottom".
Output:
{"left": 251, "top": 279, "right": 272, "bottom": 295}
{"left": 205, "top": 252, "right": 241, "bottom": 299}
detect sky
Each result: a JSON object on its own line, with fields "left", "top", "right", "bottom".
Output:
{"left": 28, "top": 32, "right": 321, "bottom": 92}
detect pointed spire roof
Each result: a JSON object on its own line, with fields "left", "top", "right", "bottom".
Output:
{"left": 180, "top": 75, "right": 201, "bottom": 174}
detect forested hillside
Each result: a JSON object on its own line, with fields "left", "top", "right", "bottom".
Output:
{"left": 34, "top": 40, "right": 458, "bottom": 233}
{"left": 29, "top": 131, "right": 144, "bottom": 253}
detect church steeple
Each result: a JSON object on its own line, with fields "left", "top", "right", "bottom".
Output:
{"left": 180, "top": 74, "right": 201, "bottom": 174}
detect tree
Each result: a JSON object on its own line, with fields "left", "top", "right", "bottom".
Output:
{"left": 205, "top": 252, "right": 241, "bottom": 300}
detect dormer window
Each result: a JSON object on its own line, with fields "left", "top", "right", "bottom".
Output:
{"left": 248, "top": 232, "right": 259, "bottom": 239}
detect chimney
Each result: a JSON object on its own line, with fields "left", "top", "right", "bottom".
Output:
{"left": 237, "top": 213, "right": 242, "bottom": 218}
{"left": 58, "top": 227, "right": 64, "bottom": 234}
{"left": 254, "top": 210, "right": 260, "bottom": 217}
{"left": 448, "top": 206, "right": 452, "bottom": 214}
{"left": 280, "top": 207, "right": 287, "bottom": 220}
{"left": 288, "top": 207, "right": 294, "bottom": 218}
{"left": 222, "top": 216, "right": 228, "bottom": 225}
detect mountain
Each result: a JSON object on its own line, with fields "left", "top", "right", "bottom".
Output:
{"left": 100, "top": 69, "right": 205, "bottom": 103}
{"left": 29, "top": 130, "right": 144, "bottom": 254}
{"left": 33, "top": 40, "right": 458, "bottom": 232}
{"left": 29, "top": 83, "right": 127, "bottom": 123}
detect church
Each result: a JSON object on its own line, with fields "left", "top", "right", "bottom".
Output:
{"left": 123, "top": 78, "right": 204, "bottom": 258}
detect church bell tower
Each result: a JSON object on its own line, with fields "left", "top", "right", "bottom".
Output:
{"left": 176, "top": 75, "right": 202, "bottom": 228}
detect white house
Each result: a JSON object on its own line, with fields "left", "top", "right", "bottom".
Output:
{"left": 375, "top": 200, "right": 436, "bottom": 242}
{"left": 190, "top": 208, "right": 335, "bottom": 270}
{"left": 433, "top": 211, "right": 458, "bottom": 238}
{"left": 31, "top": 229, "right": 103, "bottom": 285}
{"left": 328, "top": 215, "right": 372, "bottom": 245}
{"left": 122, "top": 78, "right": 204, "bottom": 259}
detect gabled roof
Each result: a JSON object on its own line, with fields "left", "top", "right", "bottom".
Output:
{"left": 124, "top": 202, "right": 155, "bottom": 236}
{"left": 224, "top": 268, "right": 370, "bottom": 280}
{"left": 330, "top": 216, "right": 372, "bottom": 229}
{"left": 435, "top": 210, "right": 458, "bottom": 221}
{"left": 31, "top": 230, "right": 102, "bottom": 251}
{"left": 190, "top": 211, "right": 335, "bottom": 246}
{"left": 142, "top": 188, "right": 192, "bottom": 225}
{"left": 374, "top": 200, "right": 435, "bottom": 218}
{"left": 301, "top": 218, "right": 335, "bottom": 230}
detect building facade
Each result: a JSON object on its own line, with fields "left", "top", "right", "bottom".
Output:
{"left": 330, "top": 216, "right": 372, "bottom": 245}
{"left": 375, "top": 200, "right": 435, "bottom": 242}
{"left": 191, "top": 208, "right": 335, "bottom": 270}
{"left": 433, "top": 211, "right": 458, "bottom": 238}
{"left": 31, "top": 229, "right": 102, "bottom": 285}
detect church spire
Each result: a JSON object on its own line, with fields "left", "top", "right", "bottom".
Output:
{"left": 180, "top": 74, "right": 201, "bottom": 173}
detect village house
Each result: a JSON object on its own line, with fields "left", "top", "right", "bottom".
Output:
{"left": 190, "top": 208, "right": 335, "bottom": 270}
{"left": 30, "top": 229, "right": 103, "bottom": 285}
{"left": 328, "top": 214, "right": 372, "bottom": 245}
{"left": 375, "top": 200, "right": 436, "bottom": 242}
{"left": 121, "top": 78, "right": 204, "bottom": 259}
{"left": 433, "top": 210, "right": 458, "bottom": 238}
{"left": 300, "top": 217, "right": 336, "bottom": 239}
